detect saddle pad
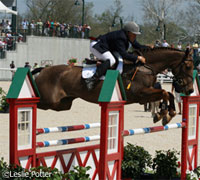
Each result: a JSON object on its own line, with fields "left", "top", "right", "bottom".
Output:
{"left": 82, "top": 59, "right": 123, "bottom": 80}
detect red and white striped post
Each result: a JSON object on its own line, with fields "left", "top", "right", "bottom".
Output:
{"left": 7, "top": 68, "right": 40, "bottom": 168}
{"left": 181, "top": 96, "right": 200, "bottom": 179}
{"left": 98, "top": 70, "right": 127, "bottom": 180}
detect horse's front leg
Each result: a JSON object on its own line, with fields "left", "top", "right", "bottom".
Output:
{"left": 139, "top": 88, "right": 176, "bottom": 125}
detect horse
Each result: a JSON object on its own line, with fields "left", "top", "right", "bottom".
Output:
{"left": 33, "top": 47, "right": 194, "bottom": 125}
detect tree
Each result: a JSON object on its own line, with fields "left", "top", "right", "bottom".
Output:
{"left": 184, "top": 0, "right": 200, "bottom": 42}
{"left": 140, "top": 0, "right": 184, "bottom": 43}
{"left": 92, "top": 0, "right": 123, "bottom": 36}
{"left": 25, "top": 0, "right": 93, "bottom": 25}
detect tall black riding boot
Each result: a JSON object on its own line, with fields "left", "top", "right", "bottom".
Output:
{"left": 85, "top": 60, "right": 110, "bottom": 91}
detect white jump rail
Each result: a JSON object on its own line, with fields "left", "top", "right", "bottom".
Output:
{"left": 0, "top": 68, "right": 17, "bottom": 71}
{"left": 157, "top": 72, "right": 173, "bottom": 83}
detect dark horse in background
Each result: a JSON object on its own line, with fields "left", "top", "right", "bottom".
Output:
{"left": 33, "top": 47, "right": 194, "bottom": 125}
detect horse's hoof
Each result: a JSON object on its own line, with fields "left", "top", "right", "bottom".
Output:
{"left": 162, "top": 114, "right": 172, "bottom": 126}
{"left": 153, "top": 113, "right": 161, "bottom": 123}
{"left": 169, "top": 110, "right": 176, "bottom": 118}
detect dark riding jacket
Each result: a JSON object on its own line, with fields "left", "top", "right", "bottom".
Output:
{"left": 93, "top": 29, "right": 148, "bottom": 62}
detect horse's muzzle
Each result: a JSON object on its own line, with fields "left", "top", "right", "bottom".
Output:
{"left": 185, "top": 89, "right": 194, "bottom": 95}
{"left": 188, "top": 89, "right": 194, "bottom": 94}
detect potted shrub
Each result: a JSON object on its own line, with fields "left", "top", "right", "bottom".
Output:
{"left": 186, "top": 166, "right": 200, "bottom": 180}
{"left": 65, "top": 166, "right": 91, "bottom": 180}
{"left": 121, "top": 143, "right": 152, "bottom": 179}
{"left": 67, "top": 58, "right": 77, "bottom": 66}
{"left": 152, "top": 149, "right": 180, "bottom": 179}
{"left": 0, "top": 87, "right": 9, "bottom": 113}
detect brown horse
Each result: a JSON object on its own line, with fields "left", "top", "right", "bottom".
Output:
{"left": 34, "top": 47, "right": 194, "bottom": 125}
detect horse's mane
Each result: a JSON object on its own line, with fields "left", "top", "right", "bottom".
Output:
{"left": 139, "top": 47, "right": 183, "bottom": 53}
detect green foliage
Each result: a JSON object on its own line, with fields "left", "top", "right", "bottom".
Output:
{"left": 0, "top": 87, "right": 9, "bottom": 113}
{"left": 186, "top": 166, "right": 200, "bottom": 180}
{"left": 0, "top": 158, "right": 9, "bottom": 179}
{"left": 30, "top": 166, "right": 63, "bottom": 179}
{"left": 153, "top": 149, "right": 180, "bottom": 179}
{"left": 121, "top": 143, "right": 152, "bottom": 179}
{"left": 67, "top": 58, "right": 77, "bottom": 65}
{"left": 0, "top": 158, "right": 91, "bottom": 180}
{"left": 65, "top": 166, "right": 91, "bottom": 180}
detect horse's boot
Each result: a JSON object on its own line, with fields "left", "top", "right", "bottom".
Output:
{"left": 85, "top": 60, "right": 110, "bottom": 91}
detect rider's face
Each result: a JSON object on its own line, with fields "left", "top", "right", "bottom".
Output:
{"left": 128, "top": 32, "right": 136, "bottom": 43}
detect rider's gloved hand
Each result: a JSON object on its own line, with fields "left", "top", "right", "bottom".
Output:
{"left": 137, "top": 56, "right": 146, "bottom": 64}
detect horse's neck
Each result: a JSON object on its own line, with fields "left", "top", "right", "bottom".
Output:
{"left": 145, "top": 50, "right": 183, "bottom": 74}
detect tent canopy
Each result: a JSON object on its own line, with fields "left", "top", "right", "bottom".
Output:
{"left": 0, "top": 1, "right": 17, "bottom": 15}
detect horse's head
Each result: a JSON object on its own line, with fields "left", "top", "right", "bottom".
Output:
{"left": 172, "top": 48, "right": 194, "bottom": 95}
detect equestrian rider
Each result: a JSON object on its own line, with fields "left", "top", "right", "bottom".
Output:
{"left": 85, "top": 21, "right": 149, "bottom": 90}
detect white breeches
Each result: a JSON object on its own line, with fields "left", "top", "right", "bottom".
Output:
{"left": 90, "top": 41, "right": 116, "bottom": 66}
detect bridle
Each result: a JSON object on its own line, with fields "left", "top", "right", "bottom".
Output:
{"left": 172, "top": 59, "right": 193, "bottom": 93}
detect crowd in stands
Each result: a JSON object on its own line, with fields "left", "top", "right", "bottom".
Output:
{"left": 0, "top": 18, "right": 91, "bottom": 59}
{"left": 21, "top": 19, "right": 91, "bottom": 39}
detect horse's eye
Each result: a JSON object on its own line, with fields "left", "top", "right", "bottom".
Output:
{"left": 178, "top": 79, "right": 183, "bottom": 84}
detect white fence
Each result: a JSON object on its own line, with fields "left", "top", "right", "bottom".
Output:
{"left": 157, "top": 72, "right": 173, "bottom": 83}
{"left": 0, "top": 68, "right": 16, "bottom": 81}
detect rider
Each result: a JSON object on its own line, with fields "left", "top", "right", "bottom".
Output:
{"left": 85, "top": 21, "right": 149, "bottom": 91}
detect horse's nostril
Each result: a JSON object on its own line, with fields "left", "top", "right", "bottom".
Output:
{"left": 189, "top": 89, "right": 194, "bottom": 94}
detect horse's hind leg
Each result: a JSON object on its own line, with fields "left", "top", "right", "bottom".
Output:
{"left": 153, "top": 90, "right": 170, "bottom": 124}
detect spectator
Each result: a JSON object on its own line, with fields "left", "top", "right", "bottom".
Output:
{"left": 186, "top": 43, "right": 191, "bottom": 49}
{"left": 17, "top": 34, "right": 23, "bottom": 43}
{"left": 24, "top": 62, "right": 31, "bottom": 69}
{"left": 193, "top": 42, "right": 198, "bottom": 58}
{"left": 0, "top": 38, "right": 5, "bottom": 50}
{"left": 54, "top": 21, "right": 60, "bottom": 36}
{"left": 7, "top": 38, "right": 13, "bottom": 51}
{"left": 84, "top": 24, "right": 91, "bottom": 38}
{"left": 69, "top": 24, "right": 73, "bottom": 37}
{"left": 0, "top": 19, "right": 5, "bottom": 36}
{"left": 170, "top": 44, "right": 175, "bottom": 48}
{"left": 44, "top": 20, "right": 50, "bottom": 36}
{"left": 21, "top": 19, "right": 29, "bottom": 34}
{"left": 5, "top": 20, "right": 11, "bottom": 33}
{"left": 162, "top": 40, "right": 169, "bottom": 47}
{"left": 177, "top": 42, "right": 182, "bottom": 50}
{"left": 33, "top": 62, "right": 39, "bottom": 69}
{"left": 193, "top": 42, "right": 199, "bottom": 69}
{"left": 171, "top": 83, "right": 182, "bottom": 115}
{"left": 30, "top": 20, "right": 36, "bottom": 35}
{"left": 37, "top": 19, "right": 43, "bottom": 35}
{"left": 151, "top": 81, "right": 162, "bottom": 117}
{"left": 50, "top": 20, "right": 54, "bottom": 36}
{"left": 154, "top": 40, "right": 161, "bottom": 47}
{"left": 10, "top": 61, "right": 15, "bottom": 80}
{"left": 60, "top": 23, "right": 65, "bottom": 37}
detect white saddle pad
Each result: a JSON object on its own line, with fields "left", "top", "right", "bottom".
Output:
{"left": 82, "top": 58, "right": 123, "bottom": 80}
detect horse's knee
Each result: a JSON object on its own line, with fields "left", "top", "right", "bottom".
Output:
{"left": 162, "top": 114, "right": 172, "bottom": 126}
{"left": 161, "top": 90, "right": 170, "bottom": 101}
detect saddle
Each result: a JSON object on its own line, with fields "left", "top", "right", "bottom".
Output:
{"left": 82, "top": 53, "right": 123, "bottom": 79}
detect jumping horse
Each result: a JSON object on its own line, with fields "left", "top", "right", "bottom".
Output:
{"left": 33, "top": 47, "right": 194, "bottom": 125}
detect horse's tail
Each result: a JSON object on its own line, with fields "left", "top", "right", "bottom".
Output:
{"left": 31, "top": 67, "right": 44, "bottom": 75}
